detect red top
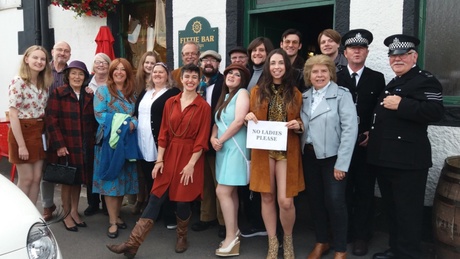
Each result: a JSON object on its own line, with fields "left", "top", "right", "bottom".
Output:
{"left": 151, "top": 93, "right": 211, "bottom": 202}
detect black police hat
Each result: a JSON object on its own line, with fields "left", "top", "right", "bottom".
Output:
{"left": 341, "top": 29, "right": 373, "bottom": 48}
{"left": 384, "top": 34, "right": 420, "bottom": 55}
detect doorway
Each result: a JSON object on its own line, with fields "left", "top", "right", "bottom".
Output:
{"left": 245, "top": 4, "right": 334, "bottom": 60}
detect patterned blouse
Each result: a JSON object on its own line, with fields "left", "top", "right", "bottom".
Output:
{"left": 8, "top": 76, "right": 49, "bottom": 119}
{"left": 268, "top": 83, "right": 286, "bottom": 157}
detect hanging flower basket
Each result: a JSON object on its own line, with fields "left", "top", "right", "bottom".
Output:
{"left": 51, "top": 0, "right": 120, "bottom": 18}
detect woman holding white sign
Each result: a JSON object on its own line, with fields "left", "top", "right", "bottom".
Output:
{"left": 300, "top": 54, "right": 358, "bottom": 259}
{"left": 211, "top": 63, "right": 251, "bottom": 256}
{"left": 244, "top": 48, "right": 305, "bottom": 259}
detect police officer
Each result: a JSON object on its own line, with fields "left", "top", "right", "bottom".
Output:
{"left": 337, "top": 29, "right": 386, "bottom": 256}
{"left": 367, "top": 34, "right": 444, "bottom": 259}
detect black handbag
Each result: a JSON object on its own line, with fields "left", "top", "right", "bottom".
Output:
{"left": 43, "top": 157, "right": 77, "bottom": 185}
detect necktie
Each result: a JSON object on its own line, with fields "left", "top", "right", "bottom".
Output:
{"left": 351, "top": 72, "right": 358, "bottom": 86}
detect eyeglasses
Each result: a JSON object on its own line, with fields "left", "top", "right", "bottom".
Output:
{"left": 201, "top": 58, "right": 218, "bottom": 63}
{"left": 182, "top": 52, "right": 198, "bottom": 57}
{"left": 54, "top": 48, "right": 70, "bottom": 54}
{"left": 94, "top": 60, "right": 109, "bottom": 66}
{"left": 227, "top": 70, "right": 241, "bottom": 77}
{"left": 389, "top": 51, "right": 416, "bottom": 59}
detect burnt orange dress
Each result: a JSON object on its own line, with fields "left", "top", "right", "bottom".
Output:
{"left": 151, "top": 93, "right": 211, "bottom": 202}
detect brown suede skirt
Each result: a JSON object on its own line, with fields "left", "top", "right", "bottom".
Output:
{"left": 8, "top": 118, "right": 46, "bottom": 164}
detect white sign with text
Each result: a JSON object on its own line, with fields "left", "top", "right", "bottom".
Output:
{"left": 246, "top": 120, "right": 288, "bottom": 151}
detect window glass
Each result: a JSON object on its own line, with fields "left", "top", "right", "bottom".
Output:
{"left": 122, "top": 0, "right": 166, "bottom": 68}
{"left": 424, "top": 0, "right": 460, "bottom": 105}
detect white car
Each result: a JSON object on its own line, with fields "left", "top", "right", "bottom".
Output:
{"left": 0, "top": 175, "right": 62, "bottom": 259}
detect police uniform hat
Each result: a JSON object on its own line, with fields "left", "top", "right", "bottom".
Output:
{"left": 341, "top": 29, "right": 373, "bottom": 47}
{"left": 199, "top": 50, "right": 222, "bottom": 62}
{"left": 384, "top": 34, "right": 420, "bottom": 55}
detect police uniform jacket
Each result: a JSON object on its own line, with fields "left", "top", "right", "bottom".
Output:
{"left": 367, "top": 65, "right": 444, "bottom": 170}
{"left": 337, "top": 67, "right": 385, "bottom": 134}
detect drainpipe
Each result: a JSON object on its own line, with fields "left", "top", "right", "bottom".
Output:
{"left": 34, "top": 0, "right": 41, "bottom": 45}
{"left": 39, "top": 0, "right": 51, "bottom": 50}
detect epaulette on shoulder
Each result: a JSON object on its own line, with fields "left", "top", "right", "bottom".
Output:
{"left": 418, "top": 70, "right": 434, "bottom": 78}
{"left": 338, "top": 86, "right": 350, "bottom": 92}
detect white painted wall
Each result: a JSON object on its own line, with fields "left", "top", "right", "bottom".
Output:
{"left": 0, "top": 7, "right": 23, "bottom": 116}
{"left": 0, "top": 5, "right": 106, "bottom": 115}
{"left": 350, "top": 0, "right": 403, "bottom": 83}
{"left": 49, "top": 5, "right": 106, "bottom": 74}
{"left": 172, "top": 0, "right": 227, "bottom": 72}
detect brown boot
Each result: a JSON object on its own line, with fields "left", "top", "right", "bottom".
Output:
{"left": 175, "top": 215, "right": 191, "bottom": 253}
{"left": 283, "top": 235, "right": 294, "bottom": 259}
{"left": 266, "top": 236, "right": 278, "bottom": 259}
{"left": 106, "top": 218, "right": 154, "bottom": 259}
{"left": 307, "top": 243, "right": 330, "bottom": 259}
{"left": 334, "top": 252, "right": 347, "bottom": 259}
{"left": 42, "top": 204, "right": 56, "bottom": 221}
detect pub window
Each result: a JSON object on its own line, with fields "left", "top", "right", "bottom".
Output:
{"left": 423, "top": 0, "right": 460, "bottom": 106}
{"left": 119, "top": 0, "right": 166, "bottom": 69}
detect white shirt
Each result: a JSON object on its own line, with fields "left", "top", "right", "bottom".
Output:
{"left": 347, "top": 65, "right": 364, "bottom": 86}
{"left": 137, "top": 88, "right": 168, "bottom": 161}
{"left": 307, "top": 81, "right": 331, "bottom": 144}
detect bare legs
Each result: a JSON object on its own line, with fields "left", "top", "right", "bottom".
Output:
{"left": 106, "top": 195, "right": 124, "bottom": 232}
{"left": 61, "top": 184, "right": 83, "bottom": 227}
{"left": 216, "top": 184, "right": 239, "bottom": 248}
{"left": 16, "top": 160, "right": 44, "bottom": 205}
{"left": 261, "top": 159, "right": 295, "bottom": 237}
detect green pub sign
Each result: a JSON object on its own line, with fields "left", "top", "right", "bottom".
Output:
{"left": 178, "top": 16, "right": 218, "bottom": 66}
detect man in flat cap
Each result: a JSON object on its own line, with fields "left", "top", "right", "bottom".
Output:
{"left": 367, "top": 34, "right": 444, "bottom": 259}
{"left": 229, "top": 46, "right": 249, "bottom": 67}
{"left": 337, "top": 29, "right": 386, "bottom": 256}
{"left": 191, "top": 49, "right": 226, "bottom": 238}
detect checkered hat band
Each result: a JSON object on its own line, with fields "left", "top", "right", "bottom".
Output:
{"left": 389, "top": 41, "right": 415, "bottom": 50}
{"left": 345, "top": 37, "right": 369, "bottom": 46}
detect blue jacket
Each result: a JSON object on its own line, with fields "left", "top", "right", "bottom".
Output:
{"left": 300, "top": 81, "right": 358, "bottom": 172}
{"left": 96, "top": 113, "right": 142, "bottom": 181}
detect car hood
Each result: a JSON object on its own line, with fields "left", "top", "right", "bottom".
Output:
{"left": 0, "top": 175, "right": 43, "bottom": 255}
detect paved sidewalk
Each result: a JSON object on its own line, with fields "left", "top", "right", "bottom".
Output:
{"left": 0, "top": 157, "right": 436, "bottom": 258}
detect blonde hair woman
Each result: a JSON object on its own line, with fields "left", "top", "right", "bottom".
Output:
{"left": 8, "top": 45, "right": 52, "bottom": 204}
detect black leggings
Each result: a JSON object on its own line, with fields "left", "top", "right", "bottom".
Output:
{"left": 141, "top": 192, "right": 191, "bottom": 221}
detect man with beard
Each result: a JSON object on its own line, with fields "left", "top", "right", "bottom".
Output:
{"left": 172, "top": 41, "right": 200, "bottom": 90}
{"left": 41, "top": 41, "right": 71, "bottom": 221}
{"left": 336, "top": 29, "right": 385, "bottom": 256}
{"left": 191, "top": 50, "right": 226, "bottom": 238}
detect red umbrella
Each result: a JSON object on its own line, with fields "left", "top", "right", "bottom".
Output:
{"left": 95, "top": 26, "right": 115, "bottom": 60}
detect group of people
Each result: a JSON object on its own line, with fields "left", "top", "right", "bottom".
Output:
{"left": 7, "top": 26, "right": 443, "bottom": 259}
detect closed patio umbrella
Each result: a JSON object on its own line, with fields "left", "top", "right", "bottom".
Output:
{"left": 95, "top": 26, "right": 115, "bottom": 60}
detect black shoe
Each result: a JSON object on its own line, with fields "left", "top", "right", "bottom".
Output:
{"left": 84, "top": 205, "right": 100, "bottom": 216}
{"left": 191, "top": 220, "right": 218, "bottom": 231}
{"left": 373, "top": 249, "right": 396, "bottom": 259}
{"left": 218, "top": 225, "right": 226, "bottom": 238}
{"left": 116, "top": 217, "right": 127, "bottom": 229}
{"left": 72, "top": 217, "right": 87, "bottom": 228}
{"left": 107, "top": 225, "right": 118, "bottom": 238}
{"left": 63, "top": 221, "right": 78, "bottom": 232}
{"left": 240, "top": 227, "right": 268, "bottom": 238}
{"left": 164, "top": 217, "right": 177, "bottom": 230}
